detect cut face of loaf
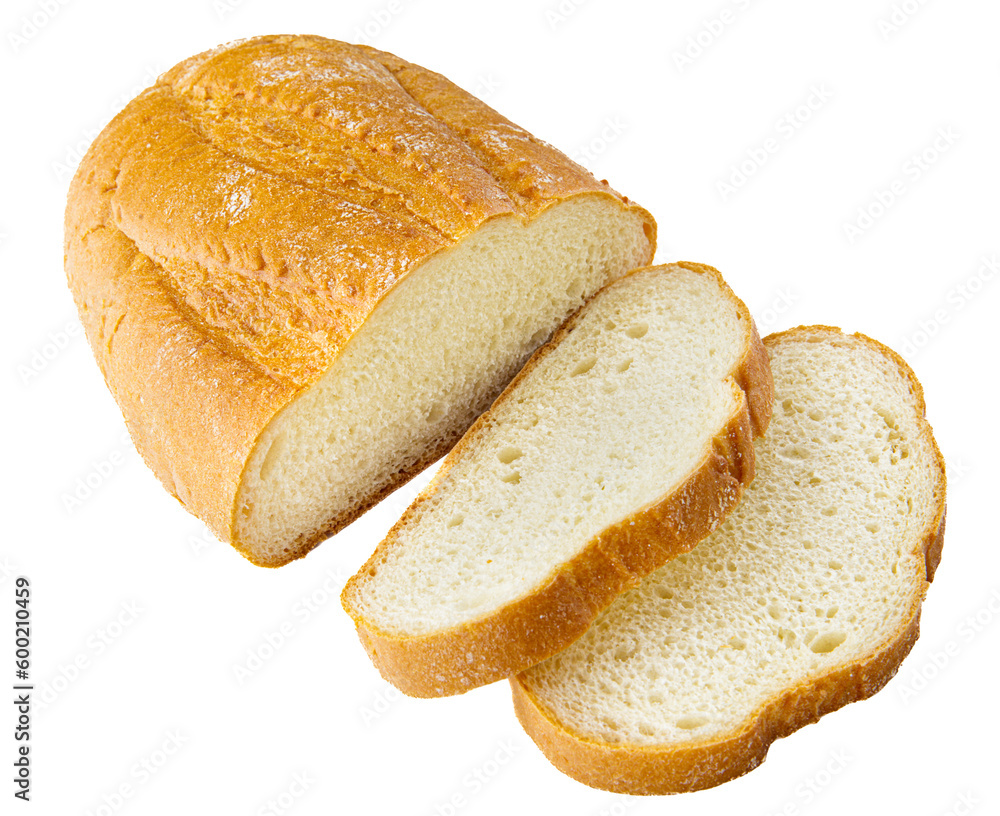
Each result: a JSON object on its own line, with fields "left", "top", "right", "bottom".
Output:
{"left": 63, "top": 35, "right": 654, "bottom": 566}
{"left": 342, "top": 263, "right": 773, "bottom": 697}
{"left": 512, "top": 327, "right": 947, "bottom": 795}
{"left": 237, "top": 198, "right": 651, "bottom": 565}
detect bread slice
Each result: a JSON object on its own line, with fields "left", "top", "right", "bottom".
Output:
{"left": 64, "top": 35, "right": 654, "bottom": 567}
{"left": 342, "top": 263, "right": 773, "bottom": 697}
{"left": 512, "top": 327, "right": 947, "bottom": 794}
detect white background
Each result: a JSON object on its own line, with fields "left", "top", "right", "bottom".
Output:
{"left": 2, "top": 0, "right": 998, "bottom": 814}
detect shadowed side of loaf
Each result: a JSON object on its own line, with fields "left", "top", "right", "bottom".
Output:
{"left": 512, "top": 327, "right": 947, "bottom": 794}
{"left": 64, "top": 35, "right": 654, "bottom": 566}
{"left": 343, "top": 263, "right": 773, "bottom": 697}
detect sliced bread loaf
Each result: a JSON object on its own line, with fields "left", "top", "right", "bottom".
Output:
{"left": 64, "top": 35, "right": 654, "bottom": 567}
{"left": 342, "top": 263, "right": 773, "bottom": 696}
{"left": 512, "top": 327, "right": 947, "bottom": 794}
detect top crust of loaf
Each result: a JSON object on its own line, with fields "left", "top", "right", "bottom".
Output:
{"left": 63, "top": 35, "right": 654, "bottom": 554}
{"left": 342, "top": 263, "right": 773, "bottom": 697}
{"left": 510, "top": 327, "right": 947, "bottom": 795}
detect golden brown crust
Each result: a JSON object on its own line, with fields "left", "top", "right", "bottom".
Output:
{"left": 341, "top": 263, "right": 773, "bottom": 697}
{"left": 509, "top": 326, "right": 948, "bottom": 794}
{"left": 64, "top": 35, "right": 654, "bottom": 562}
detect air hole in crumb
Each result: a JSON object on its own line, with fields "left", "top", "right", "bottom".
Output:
{"left": 676, "top": 715, "right": 709, "bottom": 730}
{"left": 529, "top": 327, "right": 549, "bottom": 347}
{"left": 426, "top": 403, "right": 445, "bottom": 423}
{"left": 626, "top": 322, "right": 649, "bottom": 338}
{"left": 604, "top": 319, "right": 617, "bottom": 331}
{"left": 571, "top": 356, "right": 598, "bottom": 376}
{"left": 810, "top": 631, "right": 847, "bottom": 653}
{"left": 821, "top": 506, "right": 837, "bottom": 516}
{"left": 729, "top": 636, "right": 746, "bottom": 650}
{"left": 259, "top": 434, "right": 287, "bottom": 480}
{"left": 654, "top": 586, "right": 674, "bottom": 600}
{"left": 809, "top": 408, "right": 825, "bottom": 421}
{"left": 446, "top": 515, "right": 464, "bottom": 528}
{"left": 617, "top": 358, "right": 633, "bottom": 373}
{"left": 613, "top": 644, "right": 635, "bottom": 661}
{"left": 866, "top": 521, "right": 880, "bottom": 533}
{"left": 566, "top": 279, "right": 585, "bottom": 299}
{"left": 501, "top": 471, "right": 521, "bottom": 485}
{"left": 826, "top": 606, "right": 838, "bottom": 618}
{"left": 779, "top": 445, "right": 810, "bottom": 461}
{"left": 828, "top": 559, "right": 843, "bottom": 570}
{"left": 498, "top": 446, "right": 523, "bottom": 464}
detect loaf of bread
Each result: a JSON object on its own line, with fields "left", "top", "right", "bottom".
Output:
{"left": 342, "top": 263, "right": 773, "bottom": 697}
{"left": 64, "top": 35, "right": 655, "bottom": 566}
{"left": 511, "top": 327, "right": 947, "bottom": 794}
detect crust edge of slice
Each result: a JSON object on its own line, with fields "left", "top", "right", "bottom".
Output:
{"left": 508, "top": 325, "right": 948, "bottom": 794}
{"left": 340, "top": 262, "right": 774, "bottom": 697}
